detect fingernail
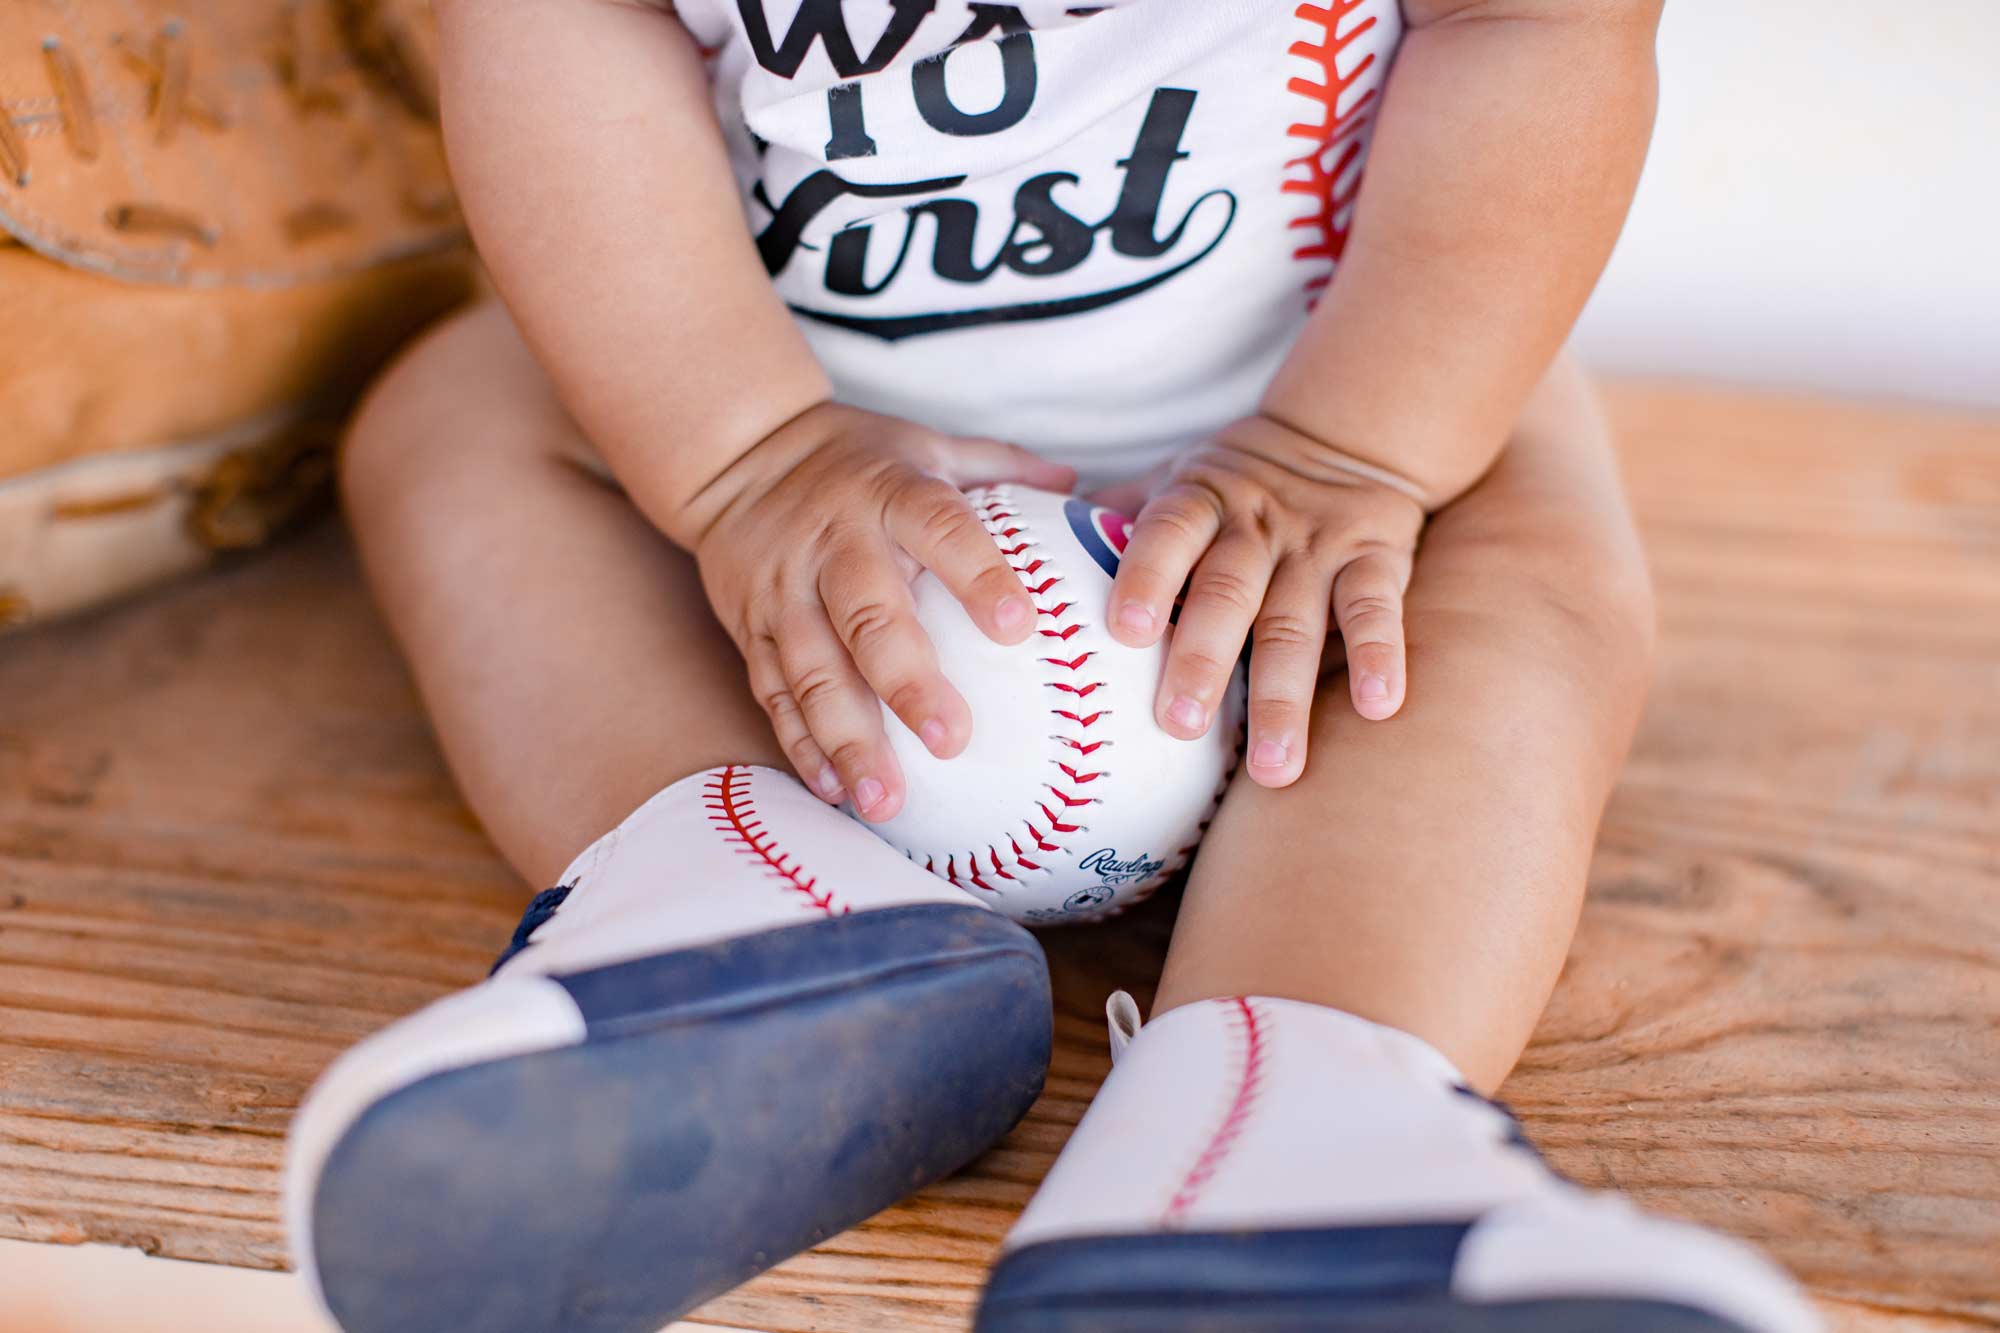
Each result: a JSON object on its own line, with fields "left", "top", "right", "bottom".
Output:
{"left": 1356, "top": 674, "right": 1390, "bottom": 703}
{"left": 1250, "top": 738, "right": 1289, "bottom": 770}
{"left": 1118, "top": 603, "right": 1156, "bottom": 637}
{"left": 996, "top": 597, "right": 1031, "bottom": 631}
{"left": 815, "top": 764, "right": 844, "bottom": 799}
{"left": 919, "top": 719, "right": 947, "bottom": 752}
{"left": 1167, "top": 695, "right": 1205, "bottom": 731}
{"left": 855, "top": 776, "right": 887, "bottom": 813}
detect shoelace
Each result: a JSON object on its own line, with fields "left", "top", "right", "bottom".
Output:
{"left": 488, "top": 883, "right": 575, "bottom": 975}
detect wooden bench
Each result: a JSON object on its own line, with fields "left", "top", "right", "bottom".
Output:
{"left": 2, "top": 381, "right": 1995, "bottom": 1331}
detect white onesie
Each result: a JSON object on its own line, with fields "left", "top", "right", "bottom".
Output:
{"left": 672, "top": 0, "right": 1404, "bottom": 482}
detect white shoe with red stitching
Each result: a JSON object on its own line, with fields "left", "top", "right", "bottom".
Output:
{"left": 287, "top": 764, "right": 1052, "bottom": 1333}
{"left": 978, "top": 992, "right": 1820, "bottom": 1333}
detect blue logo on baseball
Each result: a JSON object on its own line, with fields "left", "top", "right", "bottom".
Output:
{"left": 1063, "top": 498, "right": 1133, "bottom": 579}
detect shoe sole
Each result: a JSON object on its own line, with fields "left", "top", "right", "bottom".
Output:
{"left": 310, "top": 903, "right": 1051, "bottom": 1333}
{"left": 978, "top": 1226, "right": 1757, "bottom": 1333}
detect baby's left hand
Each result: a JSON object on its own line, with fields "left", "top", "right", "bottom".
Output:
{"left": 1107, "top": 414, "right": 1427, "bottom": 788}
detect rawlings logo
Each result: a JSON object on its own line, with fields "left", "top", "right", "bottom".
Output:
{"left": 1078, "top": 847, "right": 1164, "bottom": 887}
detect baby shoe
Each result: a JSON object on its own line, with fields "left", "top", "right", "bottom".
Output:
{"left": 288, "top": 764, "right": 1051, "bottom": 1333}
{"left": 977, "top": 992, "right": 1819, "bottom": 1333}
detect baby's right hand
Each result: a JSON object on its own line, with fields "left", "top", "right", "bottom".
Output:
{"left": 687, "top": 403, "right": 1077, "bottom": 822}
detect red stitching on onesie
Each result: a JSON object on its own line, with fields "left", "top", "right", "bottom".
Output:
{"left": 703, "top": 766, "right": 845, "bottom": 916}
{"left": 1163, "top": 997, "right": 1269, "bottom": 1224}
{"left": 1284, "top": 0, "right": 1383, "bottom": 306}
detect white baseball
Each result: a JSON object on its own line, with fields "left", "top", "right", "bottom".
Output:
{"left": 863, "top": 484, "right": 1244, "bottom": 925}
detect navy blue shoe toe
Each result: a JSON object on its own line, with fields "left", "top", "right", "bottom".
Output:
{"left": 977, "top": 1226, "right": 1762, "bottom": 1333}
{"left": 308, "top": 903, "right": 1050, "bottom": 1333}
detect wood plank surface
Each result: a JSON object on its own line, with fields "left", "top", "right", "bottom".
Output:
{"left": 0, "top": 381, "right": 1995, "bottom": 1328}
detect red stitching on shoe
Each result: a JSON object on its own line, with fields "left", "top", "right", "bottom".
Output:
{"left": 1284, "top": 0, "right": 1388, "bottom": 308}
{"left": 703, "top": 766, "right": 844, "bottom": 916}
{"left": 1163, "top": 998, "right": 1269, "bottom": 1224}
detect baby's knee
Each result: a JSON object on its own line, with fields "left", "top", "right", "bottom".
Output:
{"left": 1425, "top": 512, "right": 1657, "bottom": 708}
{"left": 339, "top": 302, "right": 574, "bottom": 523}
{"left": 1506, "top": 524, "right": 1658, "bottom": 696}
{"left": 340, "top": 308, "right": 483, "bottom": 517}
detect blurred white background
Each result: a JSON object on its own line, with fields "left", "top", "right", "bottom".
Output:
{"left": 1573, "top": 0, "right": 2000, "bottom": 408}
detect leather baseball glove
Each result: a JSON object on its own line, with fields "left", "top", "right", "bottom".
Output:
{"left": 0, "top": 0, "right": 475, "bottom": 630}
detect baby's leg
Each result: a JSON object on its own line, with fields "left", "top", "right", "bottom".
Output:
{"left": 981, "top": 362, "right": 1818, "bottom": 1333}
{"left": 294, "top": 301, "right": 1051, "bottom": 1333}
{"left": 339, "top": 299, "right": 782, "bottom": 887}
{"left": 1158, "top": 353, "right": 1653, "bottom": 1091}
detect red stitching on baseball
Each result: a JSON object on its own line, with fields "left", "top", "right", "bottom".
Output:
{"left": 1284, "top": 0, "right": 1384, "bottom": 307}
{"left": 898, "top": 487, "right": 1125, "bottom": 899}
{"left": 1163, "top": 998, "right": 1269, "bottom": 1223}
{"left": 703, "top": 766, "right": 844, "bottom": 916}
{"left": 1036, "top": 802, "right": 1082, "bottom": 834}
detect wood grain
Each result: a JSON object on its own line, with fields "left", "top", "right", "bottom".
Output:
{"left": 0, "top": 381, "right": 1995, "bottom": 1329}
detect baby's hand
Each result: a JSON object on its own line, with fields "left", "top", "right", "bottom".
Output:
{"left": 1107, "top": 414, "right": 1426, "bottom": 788}
{"left": 691, "top": 403, "right": 1076, "bottom": 821}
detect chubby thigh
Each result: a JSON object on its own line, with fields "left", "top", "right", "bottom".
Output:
{"left": 1160, "top": 356, "right": 1658, "bottom": 1091}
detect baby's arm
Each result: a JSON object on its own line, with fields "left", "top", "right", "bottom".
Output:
{"left": 1107, "top": 0, "right": 1662, "bottom": 784}
{"left": 433, "top": 0, "right": 826, "bottom": 545}
{"left": 1261, "top": 0, "right": 1662, "bottom": 503}
{"left": 433, "top": 0, "right": 1073, "bottom": 818}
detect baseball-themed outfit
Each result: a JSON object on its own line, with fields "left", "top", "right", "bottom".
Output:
{"left": 288, "top": 3, "right": 1821, "bottom": 1331}
{"left": 673, "top": 0, "right": 1405, "bottom": 484}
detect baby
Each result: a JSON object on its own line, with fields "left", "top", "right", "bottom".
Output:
{"left": 285, "top": 2, "right": 1821, "bottom": 1330}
